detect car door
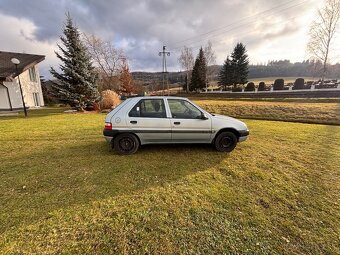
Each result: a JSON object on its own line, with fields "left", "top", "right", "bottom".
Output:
{"left": 167, "top": 99, "right": 212, "bottom": 143}
{"left": 126, "top": 98, "right": 171, "bottom": 144}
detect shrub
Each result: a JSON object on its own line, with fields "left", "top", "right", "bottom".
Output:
{"left": 100, "top": 90, "right": 121, "bottom": 109}
{"left": 232, "top": 86, "right": 243, "bottom": 92}
{"left": 273, "top": 79, "right": 284, "bottom": 90}
{"left": 258, "top": 82, "right": 266, "bottom": 91}
{"left": 245, "top": 82, "right": 255, "bottom": 91}
{"left": 293, "top": 78, "right": 305, "bottom": 90}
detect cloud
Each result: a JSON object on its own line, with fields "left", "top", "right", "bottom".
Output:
{"left": 0, "top": 13, "right": 58, "bottom": 77}
{"left": 0, "top": 0, "right": 325, "bottom": 75}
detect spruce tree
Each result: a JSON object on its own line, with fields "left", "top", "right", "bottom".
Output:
{"left": 50, "top": 14, "right": 98, "bottom": 111}
{"left": 218, "top": 56, "right": 233, "bottom": 90}
{"left": 190, "top": 48, "right": 207, "bottom": 91}
{"left": 230, "top": 43, "right": 249, "bottom": 86}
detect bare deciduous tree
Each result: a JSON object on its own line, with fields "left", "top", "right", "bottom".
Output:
{"left": 203, "top": 41, "right": 217, "bottom": 90}
{"left": 83, "top": 33, "right": 125, "bottom": 91}
{"left": 307, "top": 0, "right": 340, "bottom": 84}
{"left": 204, "top": 41, "right": 217, "bottom": 67}
{"left": 178, "top": 46, "right": 194, "bottom": 92}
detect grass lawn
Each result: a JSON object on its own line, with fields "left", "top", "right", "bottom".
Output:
{"left": 0, "top": 106, "right": 339, "bottom": 254}
{"left": 193, "top": 99, "right": 340, "bottom": 125}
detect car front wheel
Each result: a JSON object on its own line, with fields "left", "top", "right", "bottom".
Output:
{"left": 214, "top": 131, "right": 238, "bottom": 152}
{"left": 113, "top": 133, "right": 140, "bottom": 155}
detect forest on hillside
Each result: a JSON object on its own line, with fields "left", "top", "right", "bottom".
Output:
{"left": 132, "top": 60, "right": 340, "bottom": 86}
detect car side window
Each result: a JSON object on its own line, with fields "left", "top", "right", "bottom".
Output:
{"left": 168, "top": 99, "right": 202, "bottom": 119}
{"left": 129, "top": 99, "right": 167, "bottom": 118}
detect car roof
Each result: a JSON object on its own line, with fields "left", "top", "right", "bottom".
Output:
{"left": 128, "top": 96, "right": 189, "bottom": 100}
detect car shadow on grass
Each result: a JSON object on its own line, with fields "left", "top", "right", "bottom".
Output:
{"left": 0, "top": 139, "right": 228, "bottom": 233}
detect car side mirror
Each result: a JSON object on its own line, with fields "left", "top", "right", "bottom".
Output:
{"left": 201, "top": 113, "right": 209, "bottom": 120}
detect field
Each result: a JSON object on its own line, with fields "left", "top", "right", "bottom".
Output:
{"left": 0, "top": 101, "right": 339, "bottom": 254}
{"left": 193, "top": 99, "right": 340, "bottom": 125}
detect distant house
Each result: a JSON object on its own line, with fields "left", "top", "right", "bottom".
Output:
{"left": 0, "top": 51, "right": 45, "bottom": 111}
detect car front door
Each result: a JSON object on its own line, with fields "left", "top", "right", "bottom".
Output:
{"left": 126, "top": 98, "right": 171, "bottom": 144}
{"left": 167, "top": 99, "right": 212, "bottom": 143}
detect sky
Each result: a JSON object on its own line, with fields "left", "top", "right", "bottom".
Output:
{"left": 0, "top": 0, "right": 333, "bottom": 78}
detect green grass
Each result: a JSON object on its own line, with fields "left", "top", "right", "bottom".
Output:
{"left": 0, "top": 107, "right": 339, "bottom": 254}
{"left": 193, "top": 99, "right": 340, "bottom": 125}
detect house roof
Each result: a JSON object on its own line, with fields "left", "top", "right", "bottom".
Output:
{"left": 0, "top": 51, "right": 45, "bottom": 81}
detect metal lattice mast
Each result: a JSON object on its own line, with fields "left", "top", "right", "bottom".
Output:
{"left": 159, "top": 45, "right": 170, "bottom": 95}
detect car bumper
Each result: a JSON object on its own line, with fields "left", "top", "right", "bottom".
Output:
{"left": 104, "top": 136, "right": 113, "bottom": 143}
{"left": 103, "top": 129, "right": 118, "bottom": 143}
{"left": 238, "top": 129, "right": 249, "bottom": 142}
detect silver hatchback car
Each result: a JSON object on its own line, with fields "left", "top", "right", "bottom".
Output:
{"left": 103, "top": 96, "right": 249, "bottom": 154}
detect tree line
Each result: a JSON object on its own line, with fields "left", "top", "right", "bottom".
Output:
{"left": 179, "top": 42, "right": 249, "bottom": 92}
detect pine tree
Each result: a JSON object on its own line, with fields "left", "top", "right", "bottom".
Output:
{"left": 190, "top": 48, "right": 207, "bottom": 91}
{"left": 230, "top": 43, "right": 249, "bottom": 87}
{"left": 218, "top": 56, "right": 233, "bottom": 90}
{"left": 50, "top": 14, "right": 98, "bottom": 111}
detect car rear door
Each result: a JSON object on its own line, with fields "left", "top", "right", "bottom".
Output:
{"left": 126, "top": 98, "right": 171, "bottom": 144}
{"left": 167, "top": 99, "right": 212, "bottom": 143}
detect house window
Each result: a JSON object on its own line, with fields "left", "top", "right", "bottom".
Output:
{"left": 33, "top": 92, "right": 40, "bottom": 106}
{"left": 28, "top": 67, "right": 37, "bottom": 82}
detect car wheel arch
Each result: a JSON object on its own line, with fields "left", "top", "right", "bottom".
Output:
{"left": 213, "top": 128, "right": 240, "bottom": 143}
{"left": 111, "top": 132, "right": 141, "bottom": 147}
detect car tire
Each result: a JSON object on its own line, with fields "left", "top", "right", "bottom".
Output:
{"left": 214, "top": 131, "right": 238, "bottom": 152}
{"left": 113, "top": 133, "right": 140, "bottom": 155}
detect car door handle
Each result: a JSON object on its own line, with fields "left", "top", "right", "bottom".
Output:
{"left": 174, "top": 122, "right": 180, "bottom": 125}
{"left": 130, "top": 121, "right": 137, "bottom": 124}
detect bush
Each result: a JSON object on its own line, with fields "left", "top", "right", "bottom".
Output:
{"left": 293, "top": 78, "right": 305, "bottom": 90}
{"left": 232, "top": 86, "right": 243, "bottom": 92}
{"left": 100, "top": 90, "right": 121, "bottom": 109}
{"left": 273, "top": 79, "right": 285, "bottom": 90}
{"left": 245, "top": 82, "right": 255, "bottom": 91}
{"left": 258, "top": 82, "right": 266, "bottom": 91}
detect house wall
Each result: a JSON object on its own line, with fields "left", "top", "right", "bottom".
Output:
{"left": 0, "top": 84, "right": 11, "bottom": 110}
{"left": 2, "top": 81, "right": 23, "bottom": 110}
{"left": 0, "top": 64, "right": 45, "bottom": 111}
{"left": 13, "top": 64, "right": 45, "bottom": 108}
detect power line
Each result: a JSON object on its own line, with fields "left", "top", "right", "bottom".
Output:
{"left": 170, "top": 0, "right": 310, "bottom": 51}
{"left": 171, "top": 0, "right": 299, "bottom": 46}
{"left": 175, "top": 13, "right": 303, "bottom": 54}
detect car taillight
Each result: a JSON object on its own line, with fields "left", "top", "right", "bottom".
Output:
{"left": 104, "top": 122, "right": 112, "bottom": 130}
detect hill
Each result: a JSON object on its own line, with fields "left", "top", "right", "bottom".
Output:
{"left": 132, "top": 61, "right": 340, "bottom": 86}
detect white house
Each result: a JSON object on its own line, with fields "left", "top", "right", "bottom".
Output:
{"left": 0, "top": 51, "right": 45, "bottom": 111}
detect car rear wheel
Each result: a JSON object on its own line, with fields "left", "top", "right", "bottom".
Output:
{"left": 113, "top": 133, "right": 139, "bottom": 155}
{"left": 214, "top": 131, "right": 238, "bottom": 152}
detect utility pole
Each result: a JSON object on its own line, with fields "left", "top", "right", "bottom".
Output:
{"left": 158, "top": 45, "right": 170, "bottom": 96}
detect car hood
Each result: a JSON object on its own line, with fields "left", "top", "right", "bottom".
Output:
{"left": 211, "top": 114, "right": 248, "bottom": 131}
